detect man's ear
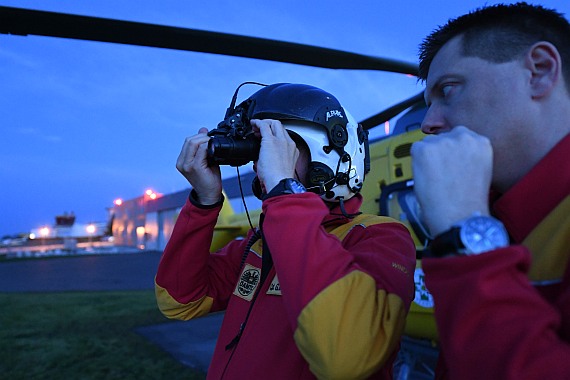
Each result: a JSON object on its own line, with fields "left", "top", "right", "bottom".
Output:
{"left": 526, "top": 41, "right": 561, "bottom": 99}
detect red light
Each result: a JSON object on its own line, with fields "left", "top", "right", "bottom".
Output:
{"left": 145, "top": 189, "right": 160, "bottom": 200}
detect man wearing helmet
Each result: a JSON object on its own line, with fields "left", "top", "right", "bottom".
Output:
{"left": 155, "top": 83, "right": 416, "bottom": 379}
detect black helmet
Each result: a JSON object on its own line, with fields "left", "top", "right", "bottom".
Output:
{"left": 245, "top": 83, "right": 350, "bottom": 155}
{"left": 244, "top": 83, "right": 369, "bottom": 201}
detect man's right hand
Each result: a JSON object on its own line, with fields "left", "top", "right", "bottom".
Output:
{"left": 411, "top": 126, "right": 493, "bottom": 236}
{"left": 176, "top": 127, "right": 222, "bottom": 205}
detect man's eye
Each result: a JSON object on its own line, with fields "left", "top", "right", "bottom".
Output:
{"left": 441, "top": 84, "right": 454, "bottom": 98}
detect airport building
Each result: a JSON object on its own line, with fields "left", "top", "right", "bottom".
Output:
{"left": 111, "top": 171, "right": 259, "bottom": 251}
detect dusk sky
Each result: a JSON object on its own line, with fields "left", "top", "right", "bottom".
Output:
{"left": 2, "top": 0, "right": 569, "bottom": 237}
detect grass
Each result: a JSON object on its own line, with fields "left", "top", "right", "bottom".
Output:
{"left": 0, "top": 290, "right": 206, "bottom": 380}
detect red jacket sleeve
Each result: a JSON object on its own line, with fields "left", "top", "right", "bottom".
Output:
{"left": 423, "top": 247, "right": 570, "bottom": 380}
{"left": 154, "top": 198, "right": 249, "bottom": 319}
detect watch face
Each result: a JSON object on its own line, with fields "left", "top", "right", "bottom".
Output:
{"left": 460, "top": 216, "right": 509, "bottom": 254}
{"left": 286, "top": 179, "right": 306, "bottom": 194}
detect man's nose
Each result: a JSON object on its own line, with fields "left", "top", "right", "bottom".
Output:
{"left": 421, "top": 107, "right": 449, "bottom": 134}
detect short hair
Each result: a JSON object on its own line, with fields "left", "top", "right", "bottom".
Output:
{"left": 418, "top": 2, "right": 570, "bottom": 92}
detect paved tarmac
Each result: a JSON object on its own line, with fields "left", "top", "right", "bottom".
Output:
{"left": 0, "top": 250, "right": 160, "bottom": 292}
{"left": 136, "top": 313, "right": 223, "bottom": 372}
{"left": 0, "top": 251, "right": 221, "bottom": 373}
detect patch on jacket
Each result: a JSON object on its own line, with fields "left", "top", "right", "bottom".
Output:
{"left": 266, "top": 275, "right": 281, "bottom": 296}
{"left": 413, "top": 268, "right": 434, "bottom": 308}
{"left": 233, "top": 264, "right": 261, "bottom": 301}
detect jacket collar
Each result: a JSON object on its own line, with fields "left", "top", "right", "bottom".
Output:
{"left": 322, "top": 193, "right": 364, "bottom": 227}
{"left": 493, "top": 133, "right": 570, "bottom": 243}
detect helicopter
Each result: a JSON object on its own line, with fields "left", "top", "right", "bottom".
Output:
{"left": 0, "top": 5, "right": 436, "bottom": 378}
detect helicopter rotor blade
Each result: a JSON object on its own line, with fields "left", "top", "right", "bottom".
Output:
{"left": 360, "top": 92, "right": 425, "bottom": 130}
{"left": 0, "top": 6, "right": 418, "bottom": 75}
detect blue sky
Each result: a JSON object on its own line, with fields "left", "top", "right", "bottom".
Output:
{"left": 1, "top": 0, "right": 569, "bottom": 236}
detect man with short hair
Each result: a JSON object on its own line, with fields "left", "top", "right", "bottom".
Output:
{"left": 156, "top": 83, "right": 416, "bottom": 379}
{"left": 412, "top": 3, "right": 570, "bottom": 379}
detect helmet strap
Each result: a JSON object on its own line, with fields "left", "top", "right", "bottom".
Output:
{"left": 336, "top": 197, "right": 362, "bottom": 219}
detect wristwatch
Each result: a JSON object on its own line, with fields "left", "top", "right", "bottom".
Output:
{"left": 428, "top": 214, "right": 509, "bottom": 257}
{"left": 263, "top": 178, "right": 306, "bottom": 200}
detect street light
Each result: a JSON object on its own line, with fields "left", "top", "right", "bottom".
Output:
{"left": 145, "top": 189, "right": 157, "bottom": 200}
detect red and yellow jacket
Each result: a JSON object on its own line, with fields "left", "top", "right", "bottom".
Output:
{"left": 424, "top": 133, "right": 570, "bottom": 379}
{"left": 155, "top": 192, "right": 416, "bottom": 379}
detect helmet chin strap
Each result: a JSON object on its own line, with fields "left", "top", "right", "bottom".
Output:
{"left": 336, "top": 197, "right": 362, "bottom": 219}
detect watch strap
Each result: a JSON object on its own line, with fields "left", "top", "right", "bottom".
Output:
{"left": 426, "top": 227, "right": 464, "bottom": 258}
{"left": 263, "top": 178, "right": 306, "bottom": 200}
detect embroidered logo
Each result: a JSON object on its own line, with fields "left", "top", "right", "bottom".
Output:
{"left": 266, "top": 275, "right": 281, "bottom": 296}
{"left": 413, "top": 268, "right": 434, "bottom": 308}
{"left": 233, "top": 264, "right": 261, "bottom": 301}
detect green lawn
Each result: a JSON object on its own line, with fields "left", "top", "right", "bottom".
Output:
{"left": 0, "top": 290, "right": 206, "bottom": 380}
